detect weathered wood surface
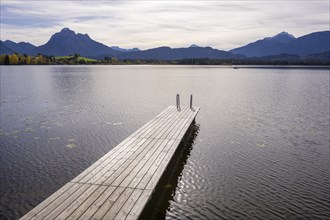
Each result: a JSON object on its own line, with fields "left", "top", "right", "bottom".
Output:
{"left": 20, "top": 106, "right": 200, "bottom": 220}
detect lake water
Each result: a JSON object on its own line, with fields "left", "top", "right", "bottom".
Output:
{"left": 0, "top": 65, "right": 329, "bottom": 219}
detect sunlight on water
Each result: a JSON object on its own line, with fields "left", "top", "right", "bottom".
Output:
{"left": 0, "top": 66, "right": 329, "bottom": 220}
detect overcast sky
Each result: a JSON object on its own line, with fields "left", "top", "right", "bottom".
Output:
{"left": 0, "top": 0, "right": 329, "bottom": 50}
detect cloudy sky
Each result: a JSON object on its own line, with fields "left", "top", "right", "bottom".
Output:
{"left": 0, "top": 0, "right": 329, "bottom": 50}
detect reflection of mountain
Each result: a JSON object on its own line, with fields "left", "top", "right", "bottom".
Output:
{"left": 49, "top": 66, "right": 93, "bottom": 109}
{"left": 140, "top": 122, "right": 200, "bottom": 219}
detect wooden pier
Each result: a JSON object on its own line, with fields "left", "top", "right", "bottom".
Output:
{"left": 21, "top": 105, "right": 200, "bottom": 220}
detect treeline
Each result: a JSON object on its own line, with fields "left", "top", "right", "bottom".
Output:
{"left": 106, "top": 58, "right": 330, "bottom": 65}
{"left": 103, "top": 57, "right": 176, "bottom": 65}
{"left": 0, "top": 53, "right": 100, "bottom": 65}
{"left": 0, "top": 54, "right": 54, "bottom": 65}
{"left": 176, "top": 58, "right": 330, "bottom": 65}
{"left": 1, "top": 53, "right": 329, "bottom": 65}
{"left": 0, "top": 53, "right": 174, "bottom": 65}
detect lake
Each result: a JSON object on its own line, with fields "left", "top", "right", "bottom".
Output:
{"left": 0, "top": 65, "right": 329, "bottom": 219}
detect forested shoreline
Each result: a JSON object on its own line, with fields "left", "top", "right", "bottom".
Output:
{"left": 0, "top": 53, "right": 329, "bottom": 65}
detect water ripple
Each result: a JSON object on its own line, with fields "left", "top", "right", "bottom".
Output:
{"left": 1, "top": 66, "right": 329, "bottom": 220}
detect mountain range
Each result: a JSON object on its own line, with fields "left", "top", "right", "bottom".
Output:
{"left": 115, "top": 46, "right": 244, "bottom": 60}
{"left": 230, "top": 31, "right": 330, "bottom": 57}
{"left": 1, "top": 28, "right": 329, "bottom": 61}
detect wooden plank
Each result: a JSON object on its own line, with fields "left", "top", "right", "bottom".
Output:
{"left": 20, "top": 182, "right": 75, "bottom": 220}
{"left": 101, "top": 188, "right": 134, "bottom": 219}
{"left": 146, "top": 107, "right": 189, "bottom": 139}
{"left": 118, "top": 139, "right": 169, "bottom": 188}
{"left": 91, "top": 187, "right": 126, "bottom": 219}
{"left": 101, "top": 159, "right": 134, "bottom": 186}
{"left": 77, "top": 137, "right": 151, "bottom": 184}
{"left": 20, "top": 106, "right": 200, "bottom": 220}
{"left": 123, "top": 106, "right": 173, "bottom": 138}
{"left": 109, "top": 138, "right": 159, "bottom": 187}
{"left": 139, "top": 107, "right": 180, "bottom": 139}
{"left": 145, "top": 140, "right": 182, "bottom": 190}
{"left": 157, "top": 114, "right": 190, "bottom": 141}
{"left": 167, "top": 107, "right": 197, "bottom": 141}
{"left": 67, "top": 185, "right": 108, "bottom": 219}
{"left": 152, "top": 109, "right": 190, "bottom": 139}
{"left": 69, "top": 137, "right": 138, "bottom": 183}
{"left": 100, "top": 138, "right": 156, "bottom": 186}
{"left": 135, "top": 139, "right": 177, "bottom": 189}
{"left": 93, "top": 158, "right": 131, "bottom": 185}
{"left": 125, "top": 138, "right": 149, "bottom": 154}
{"left": 114, "top": 189, "right": 143, "bottom": 219}
{"left": 144, "top": 140, "right": 179, "bottom": 190}
{"left": 56, "top": 184, "right": 99, "bottom": 219}
{"left": 78, "top": 139, "right": 141, "bottom": 184}
{"left": 137, "top": 113, "right": 192, "bottom": 191}
{"left": 126, "top": 189, "right": 152, "bottom": 220}
{"left": 113, "top": 110, "right": 188, "bottom": 188}
{"left": 170, "top": 118, "right": 191, "bottom": 140}
{"left": 70, "top": 106, "right": 175, "bottom": 184}
{"left": 113, "top": 107, "right": 188, "bottom": 190}
{"left": 78, "top": 186, "right": 116, "bottom": 219}
{"left": 42, "top": 184, "right": 91, "bottom": 219}
{"left": 30, "top": 183, "right": 84, "bottom": 220}
{"left": 163, "top": 118, "right": 187, "bottom": 140}
{"left": 127, "top": 139, "right": 172, "bottom": 189}
{"left": 135, "top": 106, "right": 173, "bottom": 133}
{"left": 174, "top": 108, "right": 199, "bottom": 140}
{"left": 135, "top": 106, "right": 176, "bottom": 136}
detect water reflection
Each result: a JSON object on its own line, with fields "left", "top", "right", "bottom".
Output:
{"left": 49, "top": 66, "right": 94, "bottom": 111}
{"left": 140, "top": 122, "right": 200, "bottom": 220}
{"left": 1, "top": 66, "right": 329, "bottom": 220}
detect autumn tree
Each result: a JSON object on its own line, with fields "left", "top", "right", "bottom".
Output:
{"left": 9, "top": 54, "right": 19, "bottom": 65}
{"left": 4, "top": 55, "right": 10, "bottom": 65}
{"left": 0, "top": 55, "right": 5, "bottom": 65}
{"left": 111, "top": 57, "right": 118, "bottom": 64}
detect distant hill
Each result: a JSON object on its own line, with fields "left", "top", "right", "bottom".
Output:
{"left": 189, "top": 44, "right": 200, "bottom": 48}
{"left": 283, "top": 31, "right": 330, "bottom": 56}
{"left": 230, "top": 32, "right": 296, "bottom": 57}
{"left": 115, "top": 46, "right": 245, "bottom": 60}
{"left": 2, "top": 28, "right": 329, "bottom": 62}
{"left": 3, "top": 40, "right": 36, "bottom": 54}
{"left": 256, "top": 53, "right": 301, "bottom": 60}
{"left": 0, "top": 41, "right": 16, "bottom": 55}
{"left": 111, "top": 46, "right": 140, "bottom": 53}
{"left": 30, "top": 28, "right": 120, "bottom": 57}
{"left": 231, "top": 31, "right": 330, "bottom": 57}
{"left": 304, "top": 51, "right": 330, "bottom": 61}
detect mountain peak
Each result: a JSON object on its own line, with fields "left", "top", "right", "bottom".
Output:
{"left": 189, "top": 44, "right": 200, "bottom": 48}
{"left": 4, "top": 40, "right": 15, "bottom": 44}
{"left": 230, "top": 30, "right": 329, "bottom": 57}
{"left": 33, "top": 27, "right": 120, "bottom": 56}
{"left": 77, "top": 33, "right": 91, "bottom": 40}
{"left": 2, "top": 40, "right": 36, "bottom": 54}
{"left": 60, "top": 28, "right": 75, "bottom": 34}
{"left": 264, "top": 31, "right": 296, "bottom": 43}
{"left": 273, "top": 31, "right": 295, "bottom": 39}
{"left": 56, "top": 28, "right": 76, "bottom": 38}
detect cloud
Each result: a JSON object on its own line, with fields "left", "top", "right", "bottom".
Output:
{"left": 0, "top": 0, "right": 329, "bottom": 50}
